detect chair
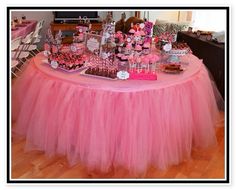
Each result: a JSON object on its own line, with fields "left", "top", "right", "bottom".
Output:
{"left": 33, "top": 19, "right": 44, "bottom": 40}
{"left": 19, "top": 31, "right": 39, "bottom": 56}
{"left": 11, "top": 60, "right": 21, "bottom": 77}
{"left": 11, "top": 37, "right": 23, "bottom": 77}
{"left": 12, "top": 34, "right": 32, "bottom": 64}
{"left": 30, "top": 19, "right": 45, "bottom": 53}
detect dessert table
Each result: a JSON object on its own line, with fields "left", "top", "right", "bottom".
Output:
{"left": 11, "top": 20, "right": 37, "bottom": 40}
{"left": 12, "top": 52, "right": 219, "bottom": 175}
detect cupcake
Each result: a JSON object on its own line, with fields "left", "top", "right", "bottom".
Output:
{"left": 135, "top": 44, "right": 142, "bottom": 53}
{"left": 129, "top": 28, "right": 135, "bottom": 35}
{"left": 124, "top": 43, "right": 132, "bottom": 55}
{"left": 140, "top": 30, "right": 146, "bottom": 37}
{"left": 142, "top": 42, "right": 151, "bottom": 55}
{"left": 116, "top": 53, "right": 123, "bottom": 60}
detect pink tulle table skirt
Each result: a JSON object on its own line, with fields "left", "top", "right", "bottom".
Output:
{"left": 12, "top": 53, "right": 219, "bottom": 174}
{"left": 11, "top": 20, "right": 37, "bottom": 40}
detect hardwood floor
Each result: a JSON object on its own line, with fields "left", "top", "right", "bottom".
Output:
{"left": 11, "top": 112, "right": 225, "bottom": 179}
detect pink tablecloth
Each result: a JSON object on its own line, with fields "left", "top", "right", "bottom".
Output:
{"left": 12, "top": 53, "right": 219, "bottom": 175}
{"left": 11, "top": 20, "right": 37, "bottom": 40}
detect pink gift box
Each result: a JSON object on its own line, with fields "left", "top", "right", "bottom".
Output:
{"left": 128, "top": 72, "right": 157, "bottom": 80}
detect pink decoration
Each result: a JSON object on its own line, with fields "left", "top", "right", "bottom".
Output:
{"left": 126, "top": 43, "right": 132, "bottom": 50}
{"left": 140, "top": 30, "right": 146, "bottom": 36}
{"left": 129, "top": 28, "right": 135, "bottom": 34}
{"left": 143, "top": 42, "right": 150, "bottom": 49}
{"left": 129, "top": 72, "right": 157, "bottom": 80}
{"left": 135, "top": 45, "right": 142, "bottom": 51}
{"left": 134, "top": 31, "right": 141, "bottom": 36}
{"left": 12, "top": 52, "right": 219, "bottom": 175}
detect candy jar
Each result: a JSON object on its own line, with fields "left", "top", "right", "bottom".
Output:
{"left": 136, "top": 56, "right": 142, "bottom": 73}
{"left": 118, "top": 55, "right": 129, "bottom": 71}
{"left": 141, "top": 56, "right": 150, "bottom": 73}
{"left": 150, "top": 54, "right": 160, "bottom": 73}
{"left": 128, "top": 54, "right": 135, "bottom": 73}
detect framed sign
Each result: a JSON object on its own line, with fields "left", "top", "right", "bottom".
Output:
{"left": 188, "top": 27, "right": 193, "bottom": 33}
{"left": 85, "top": 33, "right": 102, "bottom": 55}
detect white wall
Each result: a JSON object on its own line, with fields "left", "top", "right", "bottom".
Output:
{"left": 11, "top": 11, "right": 54, "bottom": 48}
{"left": 112, "top": 11, "right": 135, "bottom": 21}
{"left": 191, "top": 10, "right": 226, "bottom": 32}
{"left": 141, "top": 10, "right": 179, "bottom": 23}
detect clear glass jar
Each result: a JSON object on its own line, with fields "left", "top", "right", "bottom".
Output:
{"left": 118, "top": 56, "right": 129, "bottom": 71}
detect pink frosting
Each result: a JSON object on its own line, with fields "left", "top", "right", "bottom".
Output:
{"left": 134, "top": 31, "right": 141, "bottom": 36}
{"left": 143, "top": 42, "right": 150, "bottom": 49}
{"left": 129, "top": 29, "right": 135, "bottom": 34}
{"left": 126, "top": 43, "right": 132, "bottom": 50}
{"left": 121, "top": 55, "right": 128, "bottom": 60}
{"left": 135, "top": 45, "right": 142, "bottom": 51}
{"left": 140, "top": 30, "right": 146, "bottom": 36}
{"left": 117, "top": 53, "right": 123, "bottom": 58}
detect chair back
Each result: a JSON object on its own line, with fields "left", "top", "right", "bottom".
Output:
{"left": 23, "top": 31, "right": 34, "bottom": 44}
{"left": 21, "top": 32, "right": 34, "bottom": 51}
{"left": 39, "top": 19, "right": 45, "bottom": 28}
{"left": 11, "top": 36, "right": 22, "bottom": 59}
{"left": 11, "top": 37, "right": 22, "bottom": 51}
{"left": 35, "top": 19, "right": 44, "bottom": 32}
{"left": 33, "top": 20, "right": 44, "bottom": 41}
{"left": 33, "top": 27, "right": 42, "bottom": 38}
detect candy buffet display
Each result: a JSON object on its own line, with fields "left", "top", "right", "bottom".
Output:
{"left": 43, "top": 17, "right": 191, "bottom": 79}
